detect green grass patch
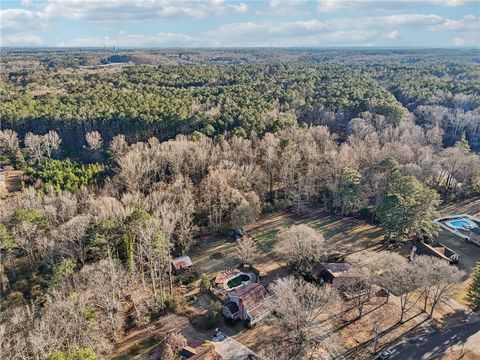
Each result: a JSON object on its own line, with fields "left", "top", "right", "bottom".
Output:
{"left": 253, "top": 229, "right": 279, "bottom": 253}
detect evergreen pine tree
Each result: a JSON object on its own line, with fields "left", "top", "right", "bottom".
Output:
{"left": 467, "top": 262, "right": 480, "bottom": 312}
{"left": 455, "top": 131, "right": 471, "bottom": 152}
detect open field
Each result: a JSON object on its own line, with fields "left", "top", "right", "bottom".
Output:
{"left": 248, "top": 208, "right": 385, "bottom": 255}
{"left": 438, "top": 196, "right": 480, "bottom": 218}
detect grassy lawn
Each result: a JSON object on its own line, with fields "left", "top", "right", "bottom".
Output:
{"left": 248, "top": 207, "right": 385, "bottom": 256}
{"left": 190, "top": 235, "right": 239, "bottom": 277}
{"left": 253, "top": 228, "right": 280, "bottom": 253}
{"left": 438, "top": 196, "right": 480, "bottom": 217}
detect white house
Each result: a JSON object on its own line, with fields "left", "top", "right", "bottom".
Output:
{"left": 221, "top": 283, "right": 272, "bottom": 326}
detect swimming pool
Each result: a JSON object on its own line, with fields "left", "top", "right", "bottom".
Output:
{"left": 446, "top": 219, "right": 477, "bottom": 230}
{"left": 224, "top": 272, "right": 254, "bottom": 291}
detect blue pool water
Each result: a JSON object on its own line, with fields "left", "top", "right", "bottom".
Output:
{"left": 448, "top": 219, "right": 476, "bottom": 229}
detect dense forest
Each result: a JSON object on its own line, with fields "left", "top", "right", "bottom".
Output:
{"left": 1, "top": 49, "right": 479, "bottom": 149}
{"left": 1, "top": 49, "right": 480, "bottom": 359}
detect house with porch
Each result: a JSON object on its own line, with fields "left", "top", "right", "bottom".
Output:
{"left": 221, "top": 283, "right": 272, "bottom": 326}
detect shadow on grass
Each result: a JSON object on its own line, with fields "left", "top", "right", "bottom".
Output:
{"left": 333, "top": 300, "right": 389, "bottom": 332}
{"left": 342, "top": 312, "right": 427, "bottom": 358}
{"left": 112, "top": 335, "right": 159, "bottom": 360}
{"left": 253, "top": 229, "right": 279, "bottom": 253}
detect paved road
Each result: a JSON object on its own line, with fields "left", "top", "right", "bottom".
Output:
{"left": 388, "top": 321, "right": 480, "bottom": 360}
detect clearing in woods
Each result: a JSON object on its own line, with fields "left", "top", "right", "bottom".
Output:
{"left": 113, "top": 198, "right": 480, "bottom": 359}
{"left": 191, "top": 206, "right": 386, "bottom": 287}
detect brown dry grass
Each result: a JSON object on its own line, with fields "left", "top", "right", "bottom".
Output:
{"left": 338, "top": 295, "right": 429, "bottom": 359}
{"left": 190, "top": 235, "right": 238, "bottom": 277}
{"left": 248, "top": 207, "right": 385, "bottom": 255}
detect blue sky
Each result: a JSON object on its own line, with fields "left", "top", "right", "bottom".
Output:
{"left": 1, "top": 0, "right": 479, "bottom": 47}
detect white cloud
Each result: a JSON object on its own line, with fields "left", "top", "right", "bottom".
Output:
{"left": 386, "top": 30, "right": 399, "bottom": 39}
{"left": 57, "top": 32, "right": 194, "bottom": 47}
{"left": 451, "top": 37, "right": 466, "bottom": 46}
{"left": 205, "top": 20, "right": 382, "bottom": 46}
{"left": 0, "top": 8, "right": 51, "bottom": 46}
{"left": 1, "top": 34, "right": 43, "bottom": 46}
{"left": 317, "top": 0, "right": 471, "bottom": 13}
{"left": 449, "top": 35, "right": 479, "bottom": 47}
{"left": 322, "top": 13, "right": 478, "bottom": 34}
{"left": 211, "top": 20, "right": 327, "bottom": 38}
{"left": 200, "top": 10, "right": 479, "bottom": 47}
{"left": 269, "top": 0, "right": 281, "bottom": 8}
{"left": 44, "top": 0, "right": 246, "bottom": 22}
{"left": 260, "top": 0, "right": 308, "bottom": 16}
{"left": 318, "top": 0, "right": 349, "bottom": 13}
{"left": 428, "top": 15, "right": 479, "bottom": 31}
{"left": 0, "top": 8, "right": 50, "bottom": 33}
{"left": 231, "top": 2, "right": 248, "bottom": 14}
{"left": 379, "top": 14, "right": 443, "bottom": 25}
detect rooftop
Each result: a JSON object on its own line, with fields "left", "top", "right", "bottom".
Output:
{"left": 312, "top": 262, "right": 350, "bottom": 279}
{"left": 171, "top": 255, "right": 193, "bottom": 270}
{"left": 413, "top": 241, "right": 457, "bottom": 263}
{"left": 470, "top": 227, "right": 480, "bottom": 235}
{"left": 230, "top": 283, "right": 268, "bottom": 310}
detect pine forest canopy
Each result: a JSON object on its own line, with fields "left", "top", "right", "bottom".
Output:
{"left": 0, "top": 48, "right": 479, "bottom": 150}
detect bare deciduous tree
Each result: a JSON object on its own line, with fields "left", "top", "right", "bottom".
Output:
{"left": 134, "top": 216, "right": 169, "bottom": 304}
{"left": 0, "top": 129, "right": 20, "bottom": 150}
{"left": 414, "top": 255, "right": 464, "bottom": 317}
{"left": 85, "top": 131, "right": 103, "bottom": 151}
{"left": 269, "top": 276, "right": 342, "bottom": 358}
{"left": 236, "top": 236, "right": 259, "bottom": 265}
{"left": 109, "top": 134, "right": 129, "bottom": 160}
{"left": 43, "top": 130, "right": 61, "bottom": 157}
{"left": 12, "top": 218, "right": 48, "bottom": 269}
{"left": 341, "top": 266, "right": 374, "bottom": 320}
{"left": 24, "top": 132, "right": 46, "bottom": 163}
{"left": 24, "top": 131, "right": 61, "bottom": 162}
{"left": 231, "top": 191, "right": 261, "bottom": 228}
{"left": 377, "top": 253, "right": 421, "bottom": 322}
{"left": 274, "top": 224, "right": 325, "bottom": 272}
{"left": 53, "top": 214, "right": 91, "bottom": 266}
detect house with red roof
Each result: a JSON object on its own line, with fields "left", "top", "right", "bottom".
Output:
{"left": 221, "top": 283, "right": 272, "bottom": 326}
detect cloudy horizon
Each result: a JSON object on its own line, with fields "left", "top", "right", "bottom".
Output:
{"left": 1, "top": 0, "right": 479, "bottom": 48}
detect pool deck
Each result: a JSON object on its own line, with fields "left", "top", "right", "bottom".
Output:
{"left": 434, "top": 214, "right": 480, "bottom": 241}
{"left": 435, "top": 228, "right": 480, "bottom": 275}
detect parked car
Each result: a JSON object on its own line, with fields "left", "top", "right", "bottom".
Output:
{"left": 229, "top": 228, "right": 246, "bottom": 241}
{"left": 376, "top": 349, "right": 392, "bottom": 359}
